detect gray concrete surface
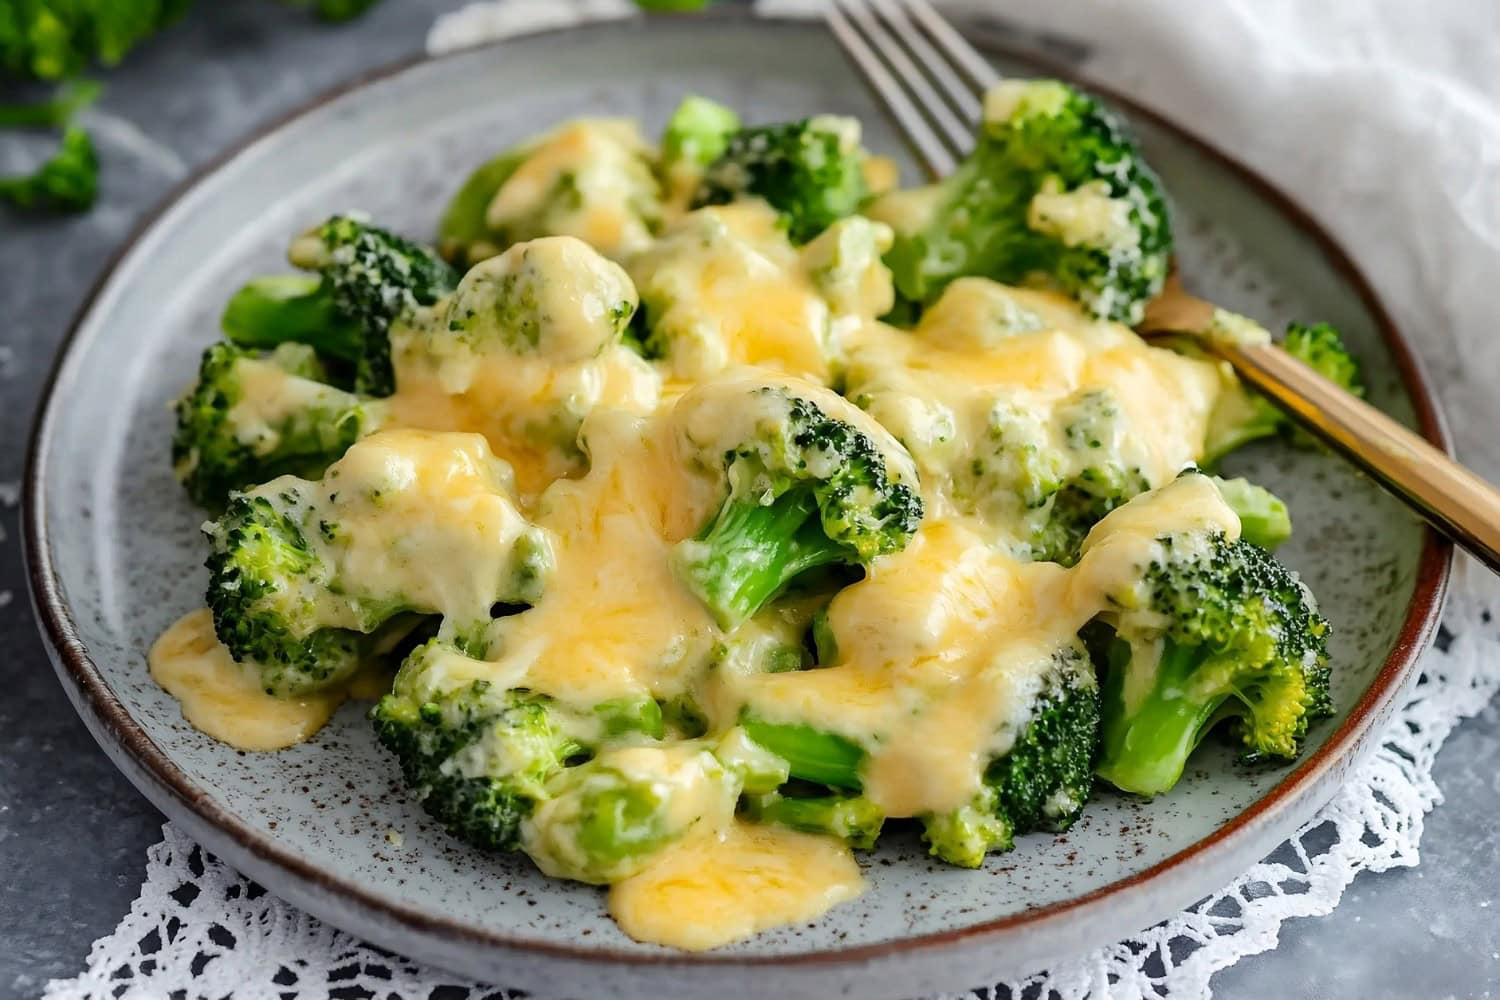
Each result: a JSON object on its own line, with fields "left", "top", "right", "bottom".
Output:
{"left": 2, "top": 3, "right": 1496, "bottom": 997}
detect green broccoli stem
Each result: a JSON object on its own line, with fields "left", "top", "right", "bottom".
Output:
{"left": 221, "top": 275, "right": 363, "bottom": 361}
{"left": 679, "top": 489, "right": 853, "bottom": 630}
{"left": 740, "top": 714, "right": 864, "bottom": 790}
{"left": 744, "top": 791, "right": 883, "bottom": 849}
{"left": 1212, "top": 476, "right": 1292, "bottom": 549}
{"left": 1096, "top": 637, "right": 1230, "bottom": 796}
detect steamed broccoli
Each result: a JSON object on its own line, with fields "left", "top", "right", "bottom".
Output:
{"left": 171, "top": 341, "right": 384, "bottom": 509}
{"left": 740, "top": 637, "right": 1099, "bottom": 867}
{"left": 1204, "top": 320, "right": 1365, "bottom": 462}
{"left": 0, "top": 126, "right": 97, "bottom": 211}
{"left": 1211, "top": 474, "right": 1291, "bottom": 549}
{"left": 626, "top": 201, "right": 849, "bottom": 381}
{"left": 659, "top": 95, "right": 740, "bottom": 193}
{"left": 370, "top": 639, "right": 586, "bottom": 851}
{"left": 204, "top": 430, "right": 550, "bottom": 696}
{"left": 693, "top": 114, "right": 868, "bottom": 243}
{"left": 1, "top": 1, "right": 189, "bottom": 80}
{"left": 921, "top": 640, "right": 1098, "bottom": 867}
{"left": 440, "top": 119, "right": 662, "bottom": 267}
{"left": 521, "top": 742, "right": 742, "bottom": 883}
{"left": 222, "top": 215, "right": 458, "bottom": 396}
{"left": 742, "top": 790, "right": 884, "bottom": 849}
{"left": 670, "top": 376, "right": 924, "bottom": 629}
{"left": 1086, "top": 474, "right": 1332, "bottom": 796}
{"left": 870, "top": 79, "right": 1170, "bottom": 323}
{"left": 443, "top": 235, "right": 638, "bottom": 362}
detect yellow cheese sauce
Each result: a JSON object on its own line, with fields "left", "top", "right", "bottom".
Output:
{"left": 149, "top": 610, "right": 344, "bottom": 751}
{"left": 609, "top": 821, "right": 863, "bottom": 951}
{"left": 155, "top": 99, "right": 1253, "bottom": 951}
{"left": 484, "top": 409, "right": 721, "bottom": 708}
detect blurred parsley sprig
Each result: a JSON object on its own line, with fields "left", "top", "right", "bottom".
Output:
{"left": 1, "top": 0, "right": 707, "bottom": 214}
{"left": 0, "top": 0, "right": 382, "bottom": 213}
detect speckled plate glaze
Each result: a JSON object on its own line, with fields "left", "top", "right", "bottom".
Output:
{"left": 25, "top": 13, "right": 1451, "bottom": 1000}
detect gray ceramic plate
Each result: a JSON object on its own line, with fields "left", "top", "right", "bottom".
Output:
{"left": 25, "top": 13, "right": 1451, "bottom": 1000}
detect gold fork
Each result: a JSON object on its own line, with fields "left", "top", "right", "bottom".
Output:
{"left": 827, "top": 0, "right": 1500, "bottom": 571}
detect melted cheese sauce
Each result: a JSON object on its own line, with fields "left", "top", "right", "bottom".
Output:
{"left": 157, "top": 99, "right": 1260, "bottom": 951}
{"left": 483, "top": 409, "right": 720, "bottom": 707}
{"left": 485, "top": 119, "right": 659, "bottom": 259}
{"left": 629, "top": 202, "right": 876, "bottom": 383}
{"left": 609, "top": 821, "right": 862, "bottom": 951}
{"left": 150, "top": 610, "right": 344, "bottom": 750}
{"left": 846, "top": 284, "right": 1224, "bottom": 540}
{"left": 251, "top": 429, "right": 537, "bottom": 635}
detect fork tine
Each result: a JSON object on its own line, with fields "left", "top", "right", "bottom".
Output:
{"left": 834, "top": 0, "right": 975, "bottom": 157}
{"left": 825, "top": 2, "right": 959, "bottom": 178}
{"left": 866, "top": 0, "right": 983, "bottom": 125}
{"left": 903, "top": 0, "right": 1001, "bottom": 92}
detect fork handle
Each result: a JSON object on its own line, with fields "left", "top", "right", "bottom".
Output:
{"left": 1219, "top": 340, "right": 1500, "bottom": 572}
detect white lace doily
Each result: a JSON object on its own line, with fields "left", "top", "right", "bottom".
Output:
{"left": 44, "top": 1, "right": 1500, "bottom": 998}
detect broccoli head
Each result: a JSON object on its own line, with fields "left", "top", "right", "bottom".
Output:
{"left": 1085, "top": 473, "right": 1332, "bottom": 796}
{"left": 1, "top": 1, "right": 189, "bottom": 80}
{"left": 738, "top": 637, "right": 1098, "bottom": 867}
{"left": 869, "top": 80, "right": 1170, "bottom": 323}
{"left": 222, "top": 215, "right": 458, "bottom": 396}
{"left": 1204, "top": 319, "right": 1365, "bottom": 462}
{"left": 443, "top": 235, "right": 638, "bottom": 363}
{"left": 482, "top": 119, "right": 662, "bottom": 261}
{"left": 659, "top": 95, "right": 740, "bottom": 199}
{"left": 204, "top": 430, "right": 550, "bottom": 695}
{"left": 171, "top": 341, "right": 384, "bottom": 509}
{"left": 800, "top": 214, "right": 896, "bottom": 319}
{"left": 693, "top": 114, "right": 868, "bottom": 243}
{"left": 669, "top": 374, "right": 924, "bottom": 629}
{"left": 0, "top": 126, "right": 97, "bottom": 211}
{"left": 521, "top": 742, "right": 742, "bottom": 883}
{"left": 627, "top": 201, "right": 846, "bottom": 382}
{"left": 370, "top": 639, "right": 585, "bottom": 851}
{"left": 919, "top": 639, "right": 1098, "bottom": 867}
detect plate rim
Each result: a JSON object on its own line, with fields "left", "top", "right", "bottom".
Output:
{"left": 22, "top": 8, "right": 1453, "bottom": 973}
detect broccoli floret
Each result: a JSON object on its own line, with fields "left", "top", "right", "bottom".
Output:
{"left": 659, "top": 95, "right": 740, "bottom": 186}
{"left": 0, "top": 126, "right": 97, "bottom": 211}
{"left": 444, "top": 235, "right": 638, "bottom": 362}
{"left": 920, "top": 640, "right": 1098, "bottom": 867}
{"left": 627, "top": 201, "right": 847, "bottom": 381}
{"left": 0, "top": 1, "right": 189, "bottom": 80}
{"left": 171, "top": 341, "right": 383, "bottom": 509}
{"left": 521, "top": 742, "right": 742, "bottom": 883}
{"left": 1211, "top": 474, "right": 1291, "bottom": 549}
{"left": 1204, "top": 320, "right": 1365, "bottom": 462}
{"left": 463, "top": 119, "right": 661, "bottom": 262}
{"left": 800, "top": 214, "right": 896, "bottom": 318}
{"left": 223, "top": 216, "right": 457, "bottom": 396}
{"left": 693, "top": 115, "right": 868, "bottom": 243}
{"left": 670, "top": 375, "right": 924, "bottom": 629}
{"left": 870, "top": 80, "right": 1169, "bottom": 323}
{"left": 370, "top": 639, "right": 585, "bottom": 851}
{"left": 204, "top": 431, "right": 550, "bottom": 696}
{"left": 739, "top": 638, "right": 1099, "bottom": 868}
{"left": 1087, "top": 476, "right": 1332, "bottom": 796}
{"left": 945, "top": 386, "right": 1146, "bottom": 565}
{"left": 437, "top": 144, "right": 537, "bottom": 267}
